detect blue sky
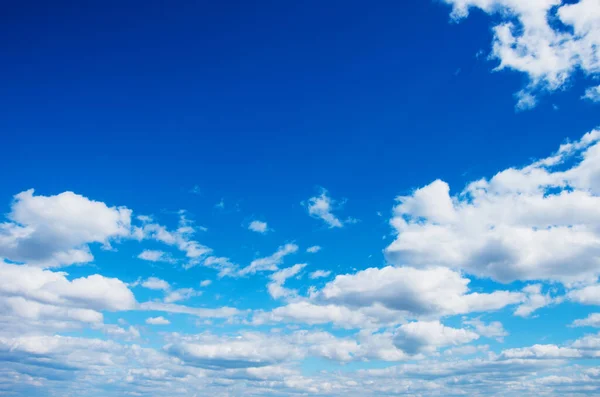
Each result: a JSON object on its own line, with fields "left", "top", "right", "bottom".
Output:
{"left": 2, "top": 0, "right": 600, "bottom": 396}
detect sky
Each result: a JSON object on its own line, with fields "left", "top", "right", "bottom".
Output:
{"left": 1, "top": 0, "right": 600, "bottom": 396}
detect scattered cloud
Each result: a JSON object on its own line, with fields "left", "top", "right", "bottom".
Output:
{"left": 146, "top": 316, "right": 171, "bottom": 325}
{"left": 200, "top": 280, "right": 212, "bottom": 287}
{"left": 385, "top": 130, "right": 600, "bottom": 285}
{"left": 137, "top": 249, "right": 175, "bottom": 263}
{"left": 441, "top": 0, "right": 600, "bottom": 108}
{"left": 309, "top": 270, "right": 331, "bottom": 279}
{"left": 306, "top": 189, "right": 355, "bottom": 228}
{"left": 248, "top": 220, "right": 268, "bottom": 234}
{"left": 267, "top": 264, "right": 306, "bottom": 300}
{"left": 239, "top": 244, "right": 299, "bottom": 276}
{"left": 140, "top": 277, "right": 170, "bottom": 291}
{"left": 583, "top": 85, "right": 600, "bottom": 103}
{"left": 306, "top": 245, "right": 321, "bottom": 253}
{"left": 0, "top": 190, "right": 131, "bottom": 267}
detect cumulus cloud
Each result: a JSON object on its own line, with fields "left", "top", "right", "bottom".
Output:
{"left": 0, "top": 261, "right": 136, "bottom": 313}
{"left": 571, "top": 313, "right": 600, "bottom": 328}
{"left": 318, "top": 266, "right": 523, "bottom": 318}
{"left": 514, "top": 284, "right": 559, "bottom": 317}
{"left": 441, "top": 0, "right": 600, "bottom": 107}
{"left": 248, "top": 220, "right": 268, "bottom": 233}
{"left": 386, "top": 130, "right": 600, "bottom": 284}
{"left": 164, "top": 332, "right": 302, "bottom": 369}
{"left": 200, "top": 280, "right": 212, "bottom": 287}
{"left": 568, "top": 283, "right": 600, "bottom": 304}
{"left": 239, "top": 244, "right": 298, "bottom": 276}
{"left": 140, "top": 277, "right": 171, "bottom": 291}
{"left": 393, "top": 321, "right": 479, "bottom": 354}
{"left": 0, "top": 189, "right": 131, "bottom": 267}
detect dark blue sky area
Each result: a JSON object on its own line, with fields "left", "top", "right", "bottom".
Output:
{"left": 2, "top": 1, "right": 598, "bottom": 211}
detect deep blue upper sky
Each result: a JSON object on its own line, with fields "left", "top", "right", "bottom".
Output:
{"left": 3, "top": 0, "right": 598, "bottom": 210}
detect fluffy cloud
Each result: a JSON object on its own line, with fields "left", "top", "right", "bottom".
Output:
{"left": 140, "top": 277, "right": 171, "bottom": 291}
{"left": 239, "top": 243, "right": 298, "bottom": 275}
{"left": 568, "top": 283, "right": 600, "bottom": 305}
{"left": 253, "top": 301, "right": 383, "bottom": 329}
{"left": 267, "top": 264, "right": 306, "bottom": 299}
{"left": 572, "top": 313, "right": 600, "bottom": 328}
{"left": 146, "top": 316, "right": 170, "bottom": 325}
{"left": 164, "top": 332, "right": 302, "bottom": 369}
{"left": 583, "top": 85, "right": 600, "bottom": 102}
{"left": 441, "top": 0, "right": 600, "bottom": 107}
{"left": 0, "top": 190, "right": 131, "bottom": 267}
{"left": 514, "top": 284, "right": 559, "bottom": 317}
{"left": 248, "top": 220, "right": 268, "bottom": 233}
{"left": 386, "top": 130, "right": 600, "bottom": 284}
{"left": 0, "top": 261, "right": 136, "bottom": 313}
{"left": 393, "top": 321, "right": 479, "bottom": 354}
{"left": 318, "top": 266, "right": 523, "bottom": 318}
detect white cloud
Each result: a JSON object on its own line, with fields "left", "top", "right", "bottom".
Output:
{"left": 146, "top": 316, "right": 170, "bottom": 325}
{"left": 0, "top": 189, "right": 131, "bottom": 267}
{"left": 583, "top": 85, "right": 600, "bottom": 102}
{"left": 267, "top": 264, "right": 306, "bottom": 299}
{"left": 514, "top": 284, "right": 559, "bottom": 317}
{"left": 318, "top": 266, "right": 523, "bottom": 318}
{"left": 239, "top": 244, "right": 299, "bottom": 275}
{"left": 164, "top": 332, "right": 302, "bottom": 369}
{"left": 132, "top": 213, "right": 212, "bottom": 269}
{"left": 386, "top": 130, "right": 600, "bottom": 284}
{"left": 101, "top": 324, "right": 141, "bottom": 340}
{"left": 501, "top": 344, "right": 582, "bottom": 360}
{"left": 306, "top": 189, "right": 352, "bottom": 228}
{"left": 248, "top": 220, "right": 268, "bottom": 234}
{"left": 164, "top": 288, "right": 201, "bottom": 303}
{"left": 309, "top": 270, "right": 331, "bottom": 279}
{"left": 306, "top": 245, "right": 321, "bottom": 253}
{"left": 137, "top": 250, "right": 175, "bottom": 263}
{"left": 441, "top": 0, "right": 600, "bottom": 107}
{"left": 568, "top": 284, "right": 600, "bottom": 305}
{"left": 200, "top": 280, "right": 212, "bottom": 287}
{"left": 572, "top": 313, "right": 600, "bottom": 328}
{"left": 253, "top": 301, "right": 381, "bottom": 329}
{"left": 393, "top": 321, "right": 479, "bottom": 354}
{"left": 463, "top": 318, "right": 508, "bottom": 341}
{"left": 0, "top": 261, "right": 136, "bottom": 313}
{"left": 140, "top": 277, "right": 170, "bottom": 291}
{"left": 203, "top": 256, "right": 239, "bottom": 277}
{"left": 139, "top": 301, "right": 240, "bottom": 319}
